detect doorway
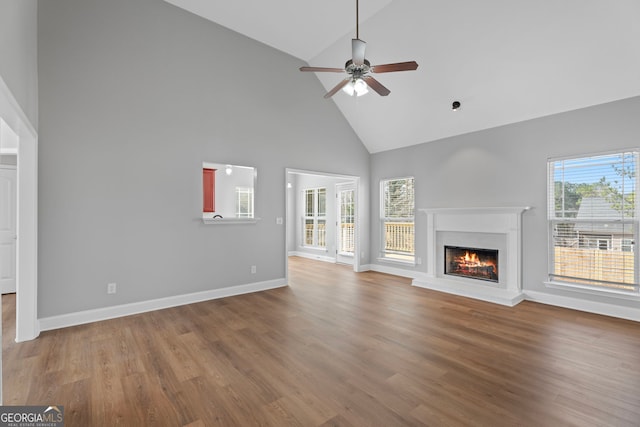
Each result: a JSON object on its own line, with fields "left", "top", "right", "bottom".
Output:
{"left": 0, "top": 163, "right": 17, "bottom": 293}
{"left": 285, "top": 169, "right": 360, "bottom": 275}
{"left": 0, "top": 77, "right": 39, "bottom": 344}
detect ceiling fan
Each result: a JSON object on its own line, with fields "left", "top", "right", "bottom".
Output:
{"left": 300, "top": 0, "right": 418, "bottom": 98}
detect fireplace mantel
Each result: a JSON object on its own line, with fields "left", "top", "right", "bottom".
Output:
{"left": 414, "top": 206, "right": 531, "bottom": 306}
{"left": 419, "top": 206, "right": 531, "bottom": 215}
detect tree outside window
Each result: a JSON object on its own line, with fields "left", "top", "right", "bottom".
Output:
{"left": 380, "top": 177, "right": 415, "bottom": 263}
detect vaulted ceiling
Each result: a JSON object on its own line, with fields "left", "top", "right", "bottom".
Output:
{"left": 164, "top": 0, "right": 640, "bottom": 153}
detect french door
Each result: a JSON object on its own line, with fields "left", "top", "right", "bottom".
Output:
{"left": 336, "top": 183, "right": 355, "bottom": 265}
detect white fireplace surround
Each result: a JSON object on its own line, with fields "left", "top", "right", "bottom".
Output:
{"left": 414, "top": 207, "right": 531, "bottom": 306}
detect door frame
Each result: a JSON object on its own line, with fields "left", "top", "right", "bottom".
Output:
{"left": 1, "top": 76, "right": 39, "bottom": 342}
{"left": 285, "top": 169, "right": 360, "bottom": 278}
{"left": 0, "top": 164, "right": 17, "bottom": 293}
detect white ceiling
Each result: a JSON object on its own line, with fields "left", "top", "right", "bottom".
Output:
{"left": 164, "top": 0, "right": 640, "bottom": 153}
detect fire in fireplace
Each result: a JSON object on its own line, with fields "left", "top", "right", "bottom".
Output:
{"left": 444, "top": 246, "right": 499, "bottom": 282}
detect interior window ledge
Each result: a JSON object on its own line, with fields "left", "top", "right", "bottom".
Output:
{"left": 377, "top": 257, "right": 416, "bottom": 267}
{"left": 544, "top": 280, "right": 640, "bottom": 300}
{"left": 301, "top": 246, "right": 328, "bottom": 252}
{"left": 202, "top": 217, "right": 261, "bottom": 225}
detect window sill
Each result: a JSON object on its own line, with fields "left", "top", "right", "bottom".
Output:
{"left": 202, "top": 217, "right": 261, "bottom": 225}
{"left": 377, "top": 257, "right": 416, "bottom": 267}
{"left": 544, "top": 280, "right": 640, "bottom": 300}
{"left": 338, "top": 252, "right": 355, "bottom": 257}
{"left": 301, "top": 246, "right": 328, "bottom": 252}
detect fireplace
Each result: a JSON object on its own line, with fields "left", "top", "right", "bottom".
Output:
{"left": 445, "top": 246, "right": 499, "bottom": 282}
{"left": 415, "top": 207, "right": 529, "bottom": 306}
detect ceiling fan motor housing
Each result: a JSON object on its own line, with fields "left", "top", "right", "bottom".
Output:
{"left": 345, "top": 59, "right": 371, "bottom": 79}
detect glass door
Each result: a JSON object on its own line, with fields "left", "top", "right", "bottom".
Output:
{"left": 336, "top": 184, "right": 355, "bottom": 265}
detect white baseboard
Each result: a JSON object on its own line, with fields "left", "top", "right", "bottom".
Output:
{"left": 38, "top": 278, "right": 287, "bottom": 332}
{"left": 525, "top": 290, "right": 640, "bottom": 322}
{"left": 288, "top": 251, "right": 335, "bottom": 263}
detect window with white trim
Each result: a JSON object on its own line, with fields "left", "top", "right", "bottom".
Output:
{"left": 548, "top": 151, "right": 639, "bottom": 294}
{"left": 303, "top": 188, "right": 326, "bottom": 248}
{"left": 380, "top": 177, "right": 415, "bottom": 263}
{"left": 235, "top": 187, "right": 254, "bottom": 218}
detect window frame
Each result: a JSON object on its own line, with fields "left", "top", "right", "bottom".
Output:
{"left": 546, "top": 150, "right": 640, "bottom": 297}
{"left": 379, "top": 176, "right": 415, "bottom": 265}
{"left": 235, "top": 186, "right": 254, "bottom": 218}
{"left": 302, "top": 187, "right": 327, "bottom": 249}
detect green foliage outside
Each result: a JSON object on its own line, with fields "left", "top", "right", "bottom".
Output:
{"left": 384, "top": 178, "right": 415, "bottom": 218}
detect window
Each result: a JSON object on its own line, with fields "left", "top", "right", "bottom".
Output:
{"left": 303, "top": 188, "right": 326, "bottom": 248}
{"left": 380, "top": 177, "right": 415, "bottom": 263}
{"left": 235, "top": 187, "right": 254, "bottom": 218}
{"left": 548, "top": 151, "right": 639, "bottom": 293}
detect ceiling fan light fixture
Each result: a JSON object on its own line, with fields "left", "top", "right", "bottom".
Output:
{"left": 342, "top": 78, "right": 369, "bottom": 97}
{"left": 342, "top": 81, "right": 356, "bottom": 96}
{"left": 354, "top": 78, "right": 369, "bottom": 96}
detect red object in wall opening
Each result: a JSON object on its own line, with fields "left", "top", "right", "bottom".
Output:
{"left": 203, "top": 168, "right": 216, "bottom": 212}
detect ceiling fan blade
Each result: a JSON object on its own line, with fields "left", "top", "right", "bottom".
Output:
{"left": 363, "top": 76, "right": 390, "bottom": 96}
{"left": 352, "top": 38, "right": 366, "bottom": 66}
{"left": 324, "top": 79, "right": 351, "bottom": 99}
{"left": 371, "top": 61, "right": 419, "bottom": 73}
{"left": 300, "top": 66, "right": 345, "bottom": 73}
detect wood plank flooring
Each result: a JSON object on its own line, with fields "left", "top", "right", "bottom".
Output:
{"left": 3, "top": 257, "right": 640, "bottom": 426}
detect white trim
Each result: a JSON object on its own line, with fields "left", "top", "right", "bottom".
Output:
{"left": 0, "top": 75, "right": 39, "bottom": 342}
{"left": 525, "top": 290, "right": 640, "bottom": 322}
{"left": 365, "top": 263, "right": 421, "bottom": 279}
{"left": 300, "top": 245, "right": 328, "bottom": 252}
{"left": 419, "top": 206, "right": 531, "bottom": 215}
{"left": 412, "top": 273, "right": 525, "bottom": 307}
{"left": 544, "top": 280, "right": 640, "bottom": 300}
{"left": 202, "top": 217, "right": 261, "bottom": 224}
{"left": 289, "top": 251, "right": 335, "bottom": 264}
{"left": 547, "top": 147, "right": 640, "bottom": 163}
{"left": 39, "top": 278, "right": 287, "bottom": 332}
{"left": 376, "top": 257, "right": 416, "bottom": 267}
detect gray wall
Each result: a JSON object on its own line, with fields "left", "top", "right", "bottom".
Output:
{"left": 0, "top": 0, "right": 38, "bottom": 128}
{"left": 37, "top": 0, "right": 369, "bottom": 317}
{"left": 371, "top": 95, "right": 640, "bottom": 309}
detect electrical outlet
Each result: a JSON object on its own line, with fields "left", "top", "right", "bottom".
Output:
{"left": 251, "top": 265, "right": 257, "bottom": 274}
{"left": 276, "top": 217, "right": 283, "bottom": 225}
{"left": 107, "top": 282, "right": 117, "bottom": 294}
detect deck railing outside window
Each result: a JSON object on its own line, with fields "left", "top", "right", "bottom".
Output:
{"left": 384, "top": 221, "right": 414, "bottom": 254}
{"left": 340, "top": 223, "right": 355, "bottom": 253}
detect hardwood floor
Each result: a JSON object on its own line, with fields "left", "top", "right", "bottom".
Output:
{"left": 3, "top": 257, "right": 640, "bottom": 426}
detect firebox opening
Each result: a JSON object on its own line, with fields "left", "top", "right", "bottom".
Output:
{"left": 444, "top": 246, "right": 499, "bottom": 283}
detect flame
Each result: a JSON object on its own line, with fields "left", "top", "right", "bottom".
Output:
{"left": 448, "top": 248, "right": 498, "bottom": 281}
{"left": 456, "top": 251, "right": 496, "bottom": 270}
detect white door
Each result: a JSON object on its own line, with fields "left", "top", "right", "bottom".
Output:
{"left": 336, "top": 183, "right": 355, "bottom": 265}
{"left": 0, "top": 166, "right": 17, "bottom": 294}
